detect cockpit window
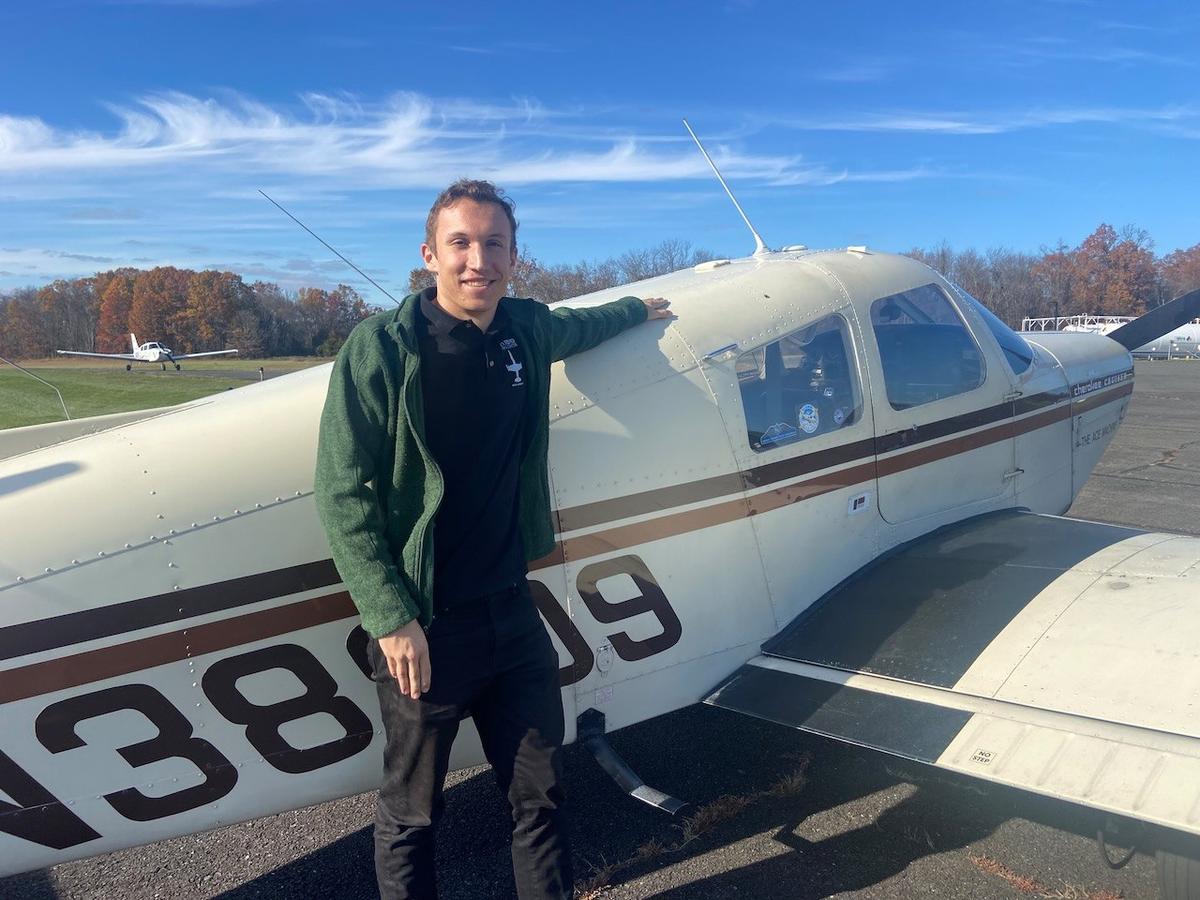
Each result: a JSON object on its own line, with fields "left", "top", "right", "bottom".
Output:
{"left": 952, "top": 286, "right": 1034, "bottom": 375}
{"left": 870, "top": 284, "right": 985, "bottom": 410}
{"left": 736, "top": 313, "right": 861, "bottom": 453}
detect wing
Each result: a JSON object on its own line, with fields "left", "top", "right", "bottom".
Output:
{"left": 706, "top": 510, "right": 1200, "bottom": 839}
{"left": 173, "top": 349, "right": 239, "bottom": 360}
{"left": 55, "top": 350, "right": 137, "bottom": 360}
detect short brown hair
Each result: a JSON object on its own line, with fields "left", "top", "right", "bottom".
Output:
{"left": 424, "top": 179, "right": 518, "bottom": 249}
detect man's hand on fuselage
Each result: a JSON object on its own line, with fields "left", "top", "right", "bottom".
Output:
{"left": 643, "top": 297, "right": 674, "bottom": 320}
{"left": 378, "top": 620, "right": 431, "bottom": 700}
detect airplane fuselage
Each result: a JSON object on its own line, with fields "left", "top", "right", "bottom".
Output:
{"left": 0, "top": 249, "right": 1135, "bottom": 874}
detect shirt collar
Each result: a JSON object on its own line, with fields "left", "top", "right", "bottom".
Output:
{"left": 420, "top": 287, "right": 508, "bottom": 338}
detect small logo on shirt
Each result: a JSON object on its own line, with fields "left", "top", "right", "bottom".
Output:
{"left": 505, "top": 350, "right": 524, "bottom": 386}
{"left": 500, "top": 338, "right": 518, "bottom": 350}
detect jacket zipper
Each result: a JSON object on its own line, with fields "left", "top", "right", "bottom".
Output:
{"left": 403, "top": 349, "right": 444, "bottom": 620}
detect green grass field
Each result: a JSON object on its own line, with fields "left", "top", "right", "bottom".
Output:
{"left": 0, "top": 357, "right": 331, "bottom": 430}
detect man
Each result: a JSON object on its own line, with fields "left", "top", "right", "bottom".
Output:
{"left": 314, "top": 179, "right": 671, "bottom": 899}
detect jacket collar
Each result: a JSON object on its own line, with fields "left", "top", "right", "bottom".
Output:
{"left": 386, "top": 290, "right": 427, "bottom": 353}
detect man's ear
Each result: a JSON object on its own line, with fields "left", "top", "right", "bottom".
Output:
{"left": 420, "top": 242, "right": 438, "bottom": 273}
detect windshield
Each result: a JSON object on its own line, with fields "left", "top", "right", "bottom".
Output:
{"left": 954, "top": 287, "right": 1034, "bottom": 375}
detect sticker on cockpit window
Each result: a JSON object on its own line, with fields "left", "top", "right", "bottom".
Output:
{"left": 759, "top": 422, "right": 798, "bottom": 446}
{"left": 823, "top": 386, "right": 835, "bottom": 398}
{"left": 833, "top": 407, "right": 846, "bottom": 426}
{"left": 798, "top": 403, "right": 819, "bottom": 434}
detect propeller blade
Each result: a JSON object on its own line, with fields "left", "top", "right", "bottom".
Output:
{"left": 1107, "top": 288, "right": 1200, "bottom": 351}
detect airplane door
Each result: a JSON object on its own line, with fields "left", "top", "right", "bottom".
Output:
{"left": 701, "top": 306, "right": 882, "bottom": 631}
{"left": 865, "top": 283, "right": 1018, "bottom": 526}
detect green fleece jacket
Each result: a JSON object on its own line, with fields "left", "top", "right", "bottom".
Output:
{"left": 314, "top": 291, "right": 648, "bottom": 638}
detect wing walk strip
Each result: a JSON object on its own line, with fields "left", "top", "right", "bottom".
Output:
{"left": 0, "top": 380, "right": 1133, "bottom": 703}
{"left": 706, "top": 657, "right": 1200, "bottom": 837}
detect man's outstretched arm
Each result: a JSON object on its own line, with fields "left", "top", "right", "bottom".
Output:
{"left": 547, "top": 296, "right": 672, "bottom": 362}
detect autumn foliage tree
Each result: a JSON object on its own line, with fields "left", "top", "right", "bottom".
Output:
{"left": 295, "top": 284, "right": 372, "bottom": 356}
{"left": 129, "top": 267, "right": 191, "bottom": 348}
{"left": 1029, "top": 225, "right": 1159, "bottom": 318}
{"left": 0, "top": 224, "right": 1195, "bottom": 359}
{"left": 37, "top": 279, "right": 100, "bottom": 353}
{"left": 1160, "top": 243, "right": 1200, "bottom": 298}
{"left": 96, "top": 273, "right": 135, "bottom": 352}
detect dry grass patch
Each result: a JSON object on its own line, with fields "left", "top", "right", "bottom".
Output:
{"left": 577, "top": 856, "right": 617, "bottom": 899}
{"left": 573, "top": 754, "right": 812, "bottom": 897}
{"left": 969, "top": 853, "right": 1123, "bottom": 899}
{"left": 678, "top": 794, "right": 755, "bottom": 846}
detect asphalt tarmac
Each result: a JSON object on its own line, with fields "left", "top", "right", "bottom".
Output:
{"left": 4, "top": 359, "right": 1198, "bottom": 900}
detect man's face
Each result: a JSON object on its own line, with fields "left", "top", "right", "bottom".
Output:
{"left": 420, "top": 199, "right": 516, "bottom": 323}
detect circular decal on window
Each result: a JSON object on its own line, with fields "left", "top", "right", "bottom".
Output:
{"left": 798, "top": 403, "right": 819, "bottom": 434}
{"left": 833, "top": 407, "right": 846, "bottom": 426}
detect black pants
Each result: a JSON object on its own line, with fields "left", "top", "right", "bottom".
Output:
{"left": 368, "top": 583, "right": 572, "bottom": 899}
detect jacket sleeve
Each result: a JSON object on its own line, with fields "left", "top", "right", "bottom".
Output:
{"left": 314, "top": 338, "right": 420, "bottom": 638}
{"left": 547, "top": 295, "right": 649, "bottom": 362}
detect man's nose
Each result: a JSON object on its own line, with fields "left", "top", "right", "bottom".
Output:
{"left": 466, "top": 242, "right": 485, "bottom": 269}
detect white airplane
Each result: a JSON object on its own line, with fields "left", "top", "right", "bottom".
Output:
{"left": 4, "top": 247, "right": 1200, "bottom": 895}
{"left": 56, "top": 333, "right": 239, "bottom": 370}
{"left": 1035, "top": 316, "right": 1200, "bottom": 359}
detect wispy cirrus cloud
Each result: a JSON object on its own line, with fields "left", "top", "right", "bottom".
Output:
{"left": 0, "top": 90, "right": 931, "bottom": 188}
{"left": 773, "top": 105, "right": 1196, "bottom": 135}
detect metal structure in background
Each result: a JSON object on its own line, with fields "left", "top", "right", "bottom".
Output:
{"left": 1021, "top": 313, "right": 1134, "bottom": 332}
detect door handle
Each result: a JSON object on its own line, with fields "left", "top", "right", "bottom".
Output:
{"left": 894, "top": 424, "right": 919, "bottom": 447}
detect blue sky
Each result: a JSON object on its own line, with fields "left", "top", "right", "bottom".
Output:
{"left": 1, "top": 0, "right": 1196, "bottom": 297}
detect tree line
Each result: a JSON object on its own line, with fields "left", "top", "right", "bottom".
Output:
{"left": 2, "top": 227, "right": 1196, "bottom": 361}
{"left": 908, "top": 224, "right": 1199, "bottom": 327}
{"left": 0, "top": 268, "right": 375, "bottom": 360}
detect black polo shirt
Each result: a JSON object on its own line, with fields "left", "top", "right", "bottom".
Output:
{"left": 418, "top": 289, "right": 530, "bottom": 609}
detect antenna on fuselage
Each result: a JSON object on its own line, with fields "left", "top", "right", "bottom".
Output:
{"left": 258, "top": 190, "right": 401, "bottom": 306}
{"left": 0, "top": 354, "right": 71, "bottom": 420}
{"left": 682, "top": 119, "right": 770, "bottom": 257}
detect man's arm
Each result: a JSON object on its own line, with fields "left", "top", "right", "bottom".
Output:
{"left": 314, "top": 343, "right": 420, "bottom": 639}
{"left": 547, "top": 296, "right": 671, "bottom": 362}
{"left": 315, "top": 343, "right": 432, "bottom": 699}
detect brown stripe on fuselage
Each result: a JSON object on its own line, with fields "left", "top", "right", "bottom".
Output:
{"left": 1, "top": 380, "right": 1134, "bottom": 690}
{"left": 556, "top": 383, "right": 1079, "bottom": 532}
{"left": 0, "top": 592, "right": 356, "bottom": 703}
{"left": 551, "top": 382, "right": 1129, "bottom": 567}
{"left": 876, "top": 402, "right": 1073, "bottom": 476}
{"left": 1072, "top": 380, "right": 1133, "bottom": 415}
{"left": 0, "top": 559, "right": 340, "bottom": 663}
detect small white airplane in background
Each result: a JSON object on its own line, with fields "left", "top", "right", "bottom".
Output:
{"left": 56, "top": 333, "right": 239, "bottom": 371}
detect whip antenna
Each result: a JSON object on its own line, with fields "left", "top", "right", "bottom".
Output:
{"left": 258, "top": 190, "right": 401, "bottom": 306}
{"left": 0, "top": 354, "right": 70, "bottom": 420}
{"left": 682, "top": 119, "right": 769, "bottom": 257}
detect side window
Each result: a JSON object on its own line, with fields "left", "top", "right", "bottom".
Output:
{"left": 736, "top": 313, "right": 862, "bottom": 453}
{"left": 870, "top": 284, "right": 985, "bottom": 411}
